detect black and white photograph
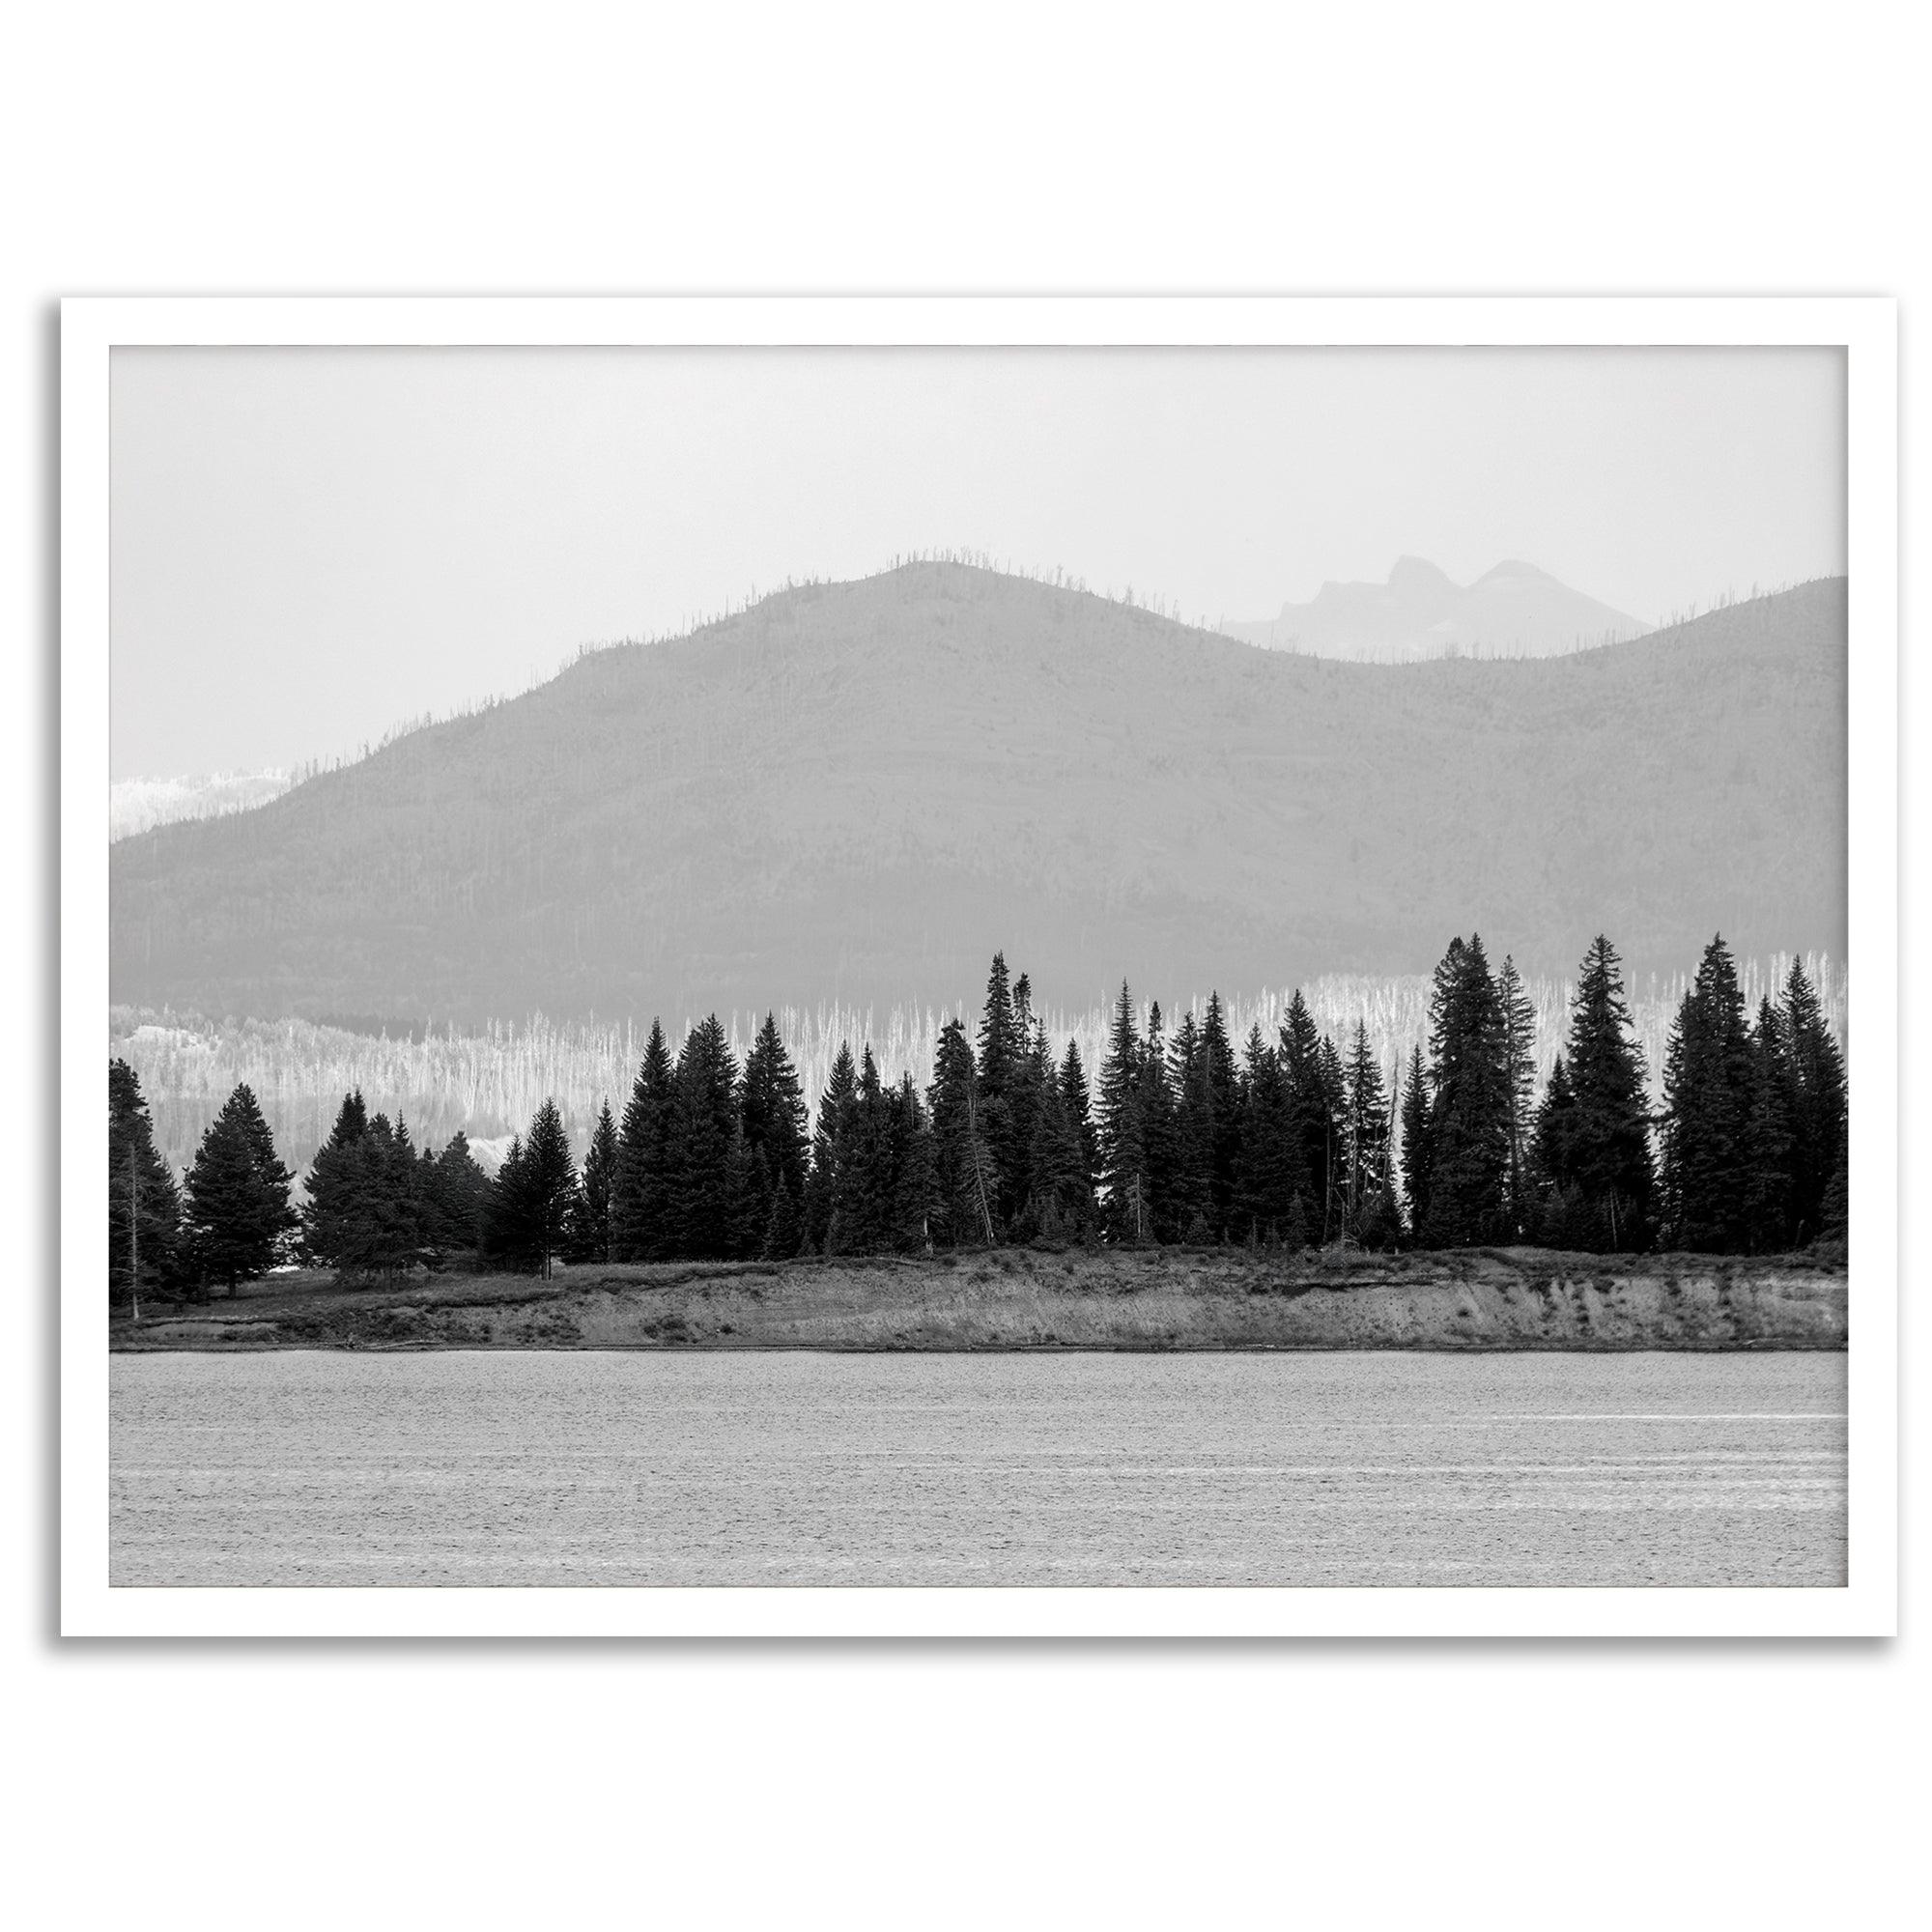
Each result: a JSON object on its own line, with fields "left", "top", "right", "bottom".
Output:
{"left": 13, "top": 14, "right": 1927, "bottom": 1932}
{"left": 65, "top": 302, "right": 1893, "bottom": 1631}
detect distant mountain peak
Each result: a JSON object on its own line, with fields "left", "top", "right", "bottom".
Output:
{"left": 1386, "top": 554, "right": 1454, "bottom": 591}
{"left": 1223, "top": 556, "right": 1651, "bottom": 662}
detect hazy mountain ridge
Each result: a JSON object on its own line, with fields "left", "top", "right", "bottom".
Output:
{"left": 109, "top": 562, "right": 1847, "bottom": 1024}
{"left": 109, "top": 769, "right": 296, "bottom": 842}
{"left": 1222, "top": 555, "right": 1652, "bottom": 661}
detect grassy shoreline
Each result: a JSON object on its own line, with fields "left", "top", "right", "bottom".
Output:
{"left": 109, "top": 1245, "right": 1848, "bottom": 1353}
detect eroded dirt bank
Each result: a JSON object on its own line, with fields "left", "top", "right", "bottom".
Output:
{"left": 110, "top": 1246, "right": 1847, "bottom": 1352}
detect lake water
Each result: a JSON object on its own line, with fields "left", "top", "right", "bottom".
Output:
{"left": 109, "top": 1351, "right": 1847, "bottom": 1587}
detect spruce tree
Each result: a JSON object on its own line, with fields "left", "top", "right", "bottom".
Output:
{"left": 1096, "top": 983, "right": 1151, "bottom": 1243}
{"left": 484, "top": 1135, "right": 535, "bottom": 1270}
{"left": 430, "top": 1130, "right": 492, "bottom": 1261}
{"left": 830, "top": 1047, "right": 889, "bottom": 1254}
{"left": 1659, "top": 934, "right": 1757, "bottom": 1251}
{"left": 1027, "top": 1048, "right": 1093, "bottom": 1238}
{"left": 1201, "top": 992, "right": 1241, "bottom": 1236}
{"left": 612, "top": 1021, "right": 676, "bottom": 1262}
{"left": 1313, "top": 1035, "right": 1348, "bottom": 1240}
{"left": 1529, "top": 1053, "right": 1583, "bottom": 1247}
{"left": 1341, "top": 1020, "right": 1389, "bottom": 1236}
{"left": 324, "top": 1111, "right": 434, "bottom": 1279}
{"left": 1167, "top": 1010, "right": 1213, "bottom": 1242}
{"left": 926, "top": 1018, "right": 994, "bottom": 1247}
{"left": 1496, "top": 954, "right": 1539, "bottom": 1235}
{"left": 1278, "top": 991, "right": 1329, "bottom": 1236}
{"left": 1232, "top": 1025, "right": 1301, "bottom": 1242}
{"left": 514, "top": 1098, "right": 579, "bottom": 1279}
{"left": 741, "top": 1013, "right": 810, "bottom": 1243}
{"left": 1781, "top": 957, "right": 1847, "bottom": 1246}
{"left": 975, "top": 952, "right": 1022, "bottom": 1224}
{"left": 108, "top": 1058, "right": 183, "bottom": 1310}
{"left": 303, "top": 1089, "right": 371, "bottom": 1270}
{"left": 668, "top": 1018, "right": 742, "bottom": 1260}
{"left": 1742, "top": 996, "right": 1799, "bottom": 1252}
{"left": 806, "top": 1042, "right": 859, "bottom": 1255}
{"left": 570, "top": 1100, "right": 618, "bottom": 1264}
{"left": 1418, "top": 935, "right": 1512, "bottom": 1246}
{"left": 1060, "top": 1039, "right": 1101, "bottom": 1202}
{"left": 1398, "top": 1043, "right": 1430, "bottom": 1241}
{"left": 1140, "top": 1003, "right": 1181, "bottom": 1241}
{"left": 184, "top": 1082, "right": 297, "bottom": 1293}
{"left": 1547, "top": 934, "right": 1657, "bottom": 1251}
{"left": 886, "top": 1071, "right": 937, "bottom": 1253}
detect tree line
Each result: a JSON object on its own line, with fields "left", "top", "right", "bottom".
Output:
{"left": 107, "top": 933, "right": 1846, "bottom": 1305}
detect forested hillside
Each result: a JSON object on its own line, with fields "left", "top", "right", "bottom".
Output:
{"left": 108, "top": 562, "right": 1847, "bottom": 1025}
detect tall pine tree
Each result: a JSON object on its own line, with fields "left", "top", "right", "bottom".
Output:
{"left": 1097, "top": 983, "right": 1151, "bottom": 1243}
{"left": 1537, "top": 934, "right": 1655, "bottom": 1251}
{"left": 668, "top": 1018, "right": 742, "bottom": 1260}
{"left": 570, "top": 1099, "right": 619, "bottom": 1264}
{"left": 184, "top": 1082, "right": 297, "bottom": 1293}
{"left": 108, "top": 1058, "right": 183, "bottom": 1310}
{"left": 612, "top": 1021, "right": 676, "bottom": 1262}
{"left": 1781, "top": 957, "right": 1847, "bottom": 1247}
{"left": 1417, "top": 935, "right": 1513, "bottom": 1246}
{"left": 1659, "top": 934, "right": 1757, "bottom": 1251}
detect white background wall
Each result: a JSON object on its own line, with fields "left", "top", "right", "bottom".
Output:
{"left": 4, "top": 5, "right": 1922, "bottom": 1928}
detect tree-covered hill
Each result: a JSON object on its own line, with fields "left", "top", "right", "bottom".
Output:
{"left": 108, "top": 562, "right": 1846, "bottom": 1025}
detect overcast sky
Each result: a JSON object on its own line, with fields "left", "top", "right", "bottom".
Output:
{"left": 109, "top": 346, "right": 1846, "bottom": 779}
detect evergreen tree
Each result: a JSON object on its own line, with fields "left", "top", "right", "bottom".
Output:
{"left": 1529, "top": 1052, "right": 1583, "bottom": 1246}
{"left": 1417, "top": 935, "right": 1513, "bottom": 1246}
{"left": 612, "top": 1021, "right": 676, "bottom": 1262}
{"left": 926, "top": 1019, "right": 995, "bottom": 1247}
{"left": 668, "top": 1018, "right": 742, "bottom": 1260}
{"left": 1781, "top": 957, "right": 1847, "bottom": 1246}
{"left": 761, "top": 1176, "right": 803, "bottom": 1261}
{"left": 1060, "top": 1039, "right": 1101, "bottom": 1202}
{"left": 805, "top": 1042, "right": 859, "bottom": 1255}
{"left": 1278, "top": 991, "right": 1330, "bottom": 1236}
{"left": 108, "top": 1058, "right": 183, "bottom": 1310}
{"left": 324, "top": 1111, "right": 435, "bottom": 1279}
{"left": 1542, "top": 934, "right": 1656, "bottom": 1251}
{"left": 741, "top": 1013, "right": 810, "bottom": 1242}
{"left": 1140, "top": 1002, "right": 1181, "bottom": 1241}
{"left": 483, "top": 1135, "right": 536, "bottom": 1271}
{"left": 519, "top": 1098, "right": 579, "bottom": 1278}
{"left": 1398, "top": 1043, "right": 1430, "bottom": 1239}
{"left": 975, "top": 952, "right": 1022, "bottom": 1224}
{"left": 1496, "top": 953, "right": 1539, "bottom": 1235}
{"left": 1027, "top": 1046, "right": 1094, "bottom": 1238}
{"left": 1096, "top": 983, "right": 1151, "bottom": 1243}
{"left": 570, "top": 1100, "right": 618, "bottom": 1264}
{"left": 1232, "top": 1025, "right": 1301, "bottom": 1242}
{"left": 830, "top": 1047, "right": 889, "bottom": 1254}
{"left": 1201, "top": 992, "right": 1242, "bottom": 1236}
{"left": 430, "top": 1129, "right": 492, "bottom": 1261}
{"left": 303, "top": 1089, "right": 370, "bottom": 1270}
{"left": 885, "top": 1071, "right": 937, "bottom": 1253}
{"left": 1659, "top": 934, "right": 1758, "bottom": 1251}
{"left": 1341, "top": 1020, "right": 1389, "bottom": 1236}
{"left": 1167, "top": 1010, "right": 1212, "bottom": 1241}
{"left": 1313, "top": 1035, "right": 1348, "bottom": 1239}
{"left": 184, "top": 1082, "right": 297, "bottom": 1293}
{"left": 1742, "top": 996, "right": 1799, "bottom": 1252}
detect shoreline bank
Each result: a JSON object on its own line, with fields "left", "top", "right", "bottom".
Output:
{"left": 109, "top": 1246, "right": 1847, "bottom": 1354}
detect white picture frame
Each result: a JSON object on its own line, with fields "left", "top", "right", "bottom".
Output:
{"left": 63, "top": 294, "right": 1898, "bottom": 1638}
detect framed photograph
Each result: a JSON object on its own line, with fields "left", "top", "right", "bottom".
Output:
{"left": 63, "top": 295, "right": 1897, "bottom": 1636}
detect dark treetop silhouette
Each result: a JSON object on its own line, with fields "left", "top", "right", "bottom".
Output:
{"left": 111, "top": 936, "right": 1845, "bottom": 1304}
